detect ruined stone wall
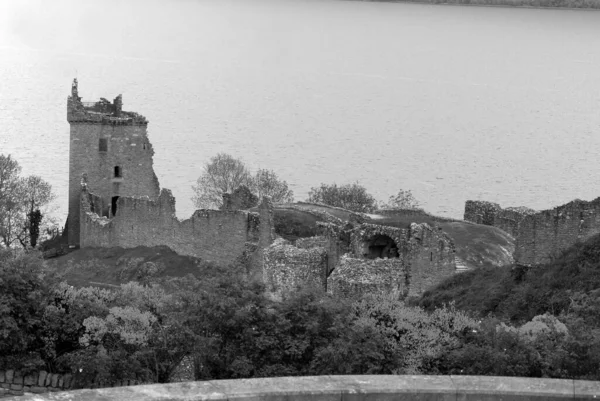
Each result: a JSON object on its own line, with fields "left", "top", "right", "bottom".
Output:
{"left": 515, "top": 198, "right": 600, "bottom": 266}
{"left": 0, "top": 369, "right": 74, "bottom": 398}
{"left": 327, "top": 256, "right": 408, "bottom": 299}
{"left": 80, "top": 187, "right": 269, "bottom": 267}
{"left": 405, "top": 223, "right": 456, "bottom": 296}
{"left": 263, "top": 239, "right": 328, "bottom": 295}
{"left": 329, "top": 223, "right": 455, "bottom": 298}
{"left": 295, "top": 236, "right": 328, "bottom": 249}
{"left": 464, "top": 201, "right": 501, "bottom": 226}
{"left": 67, "top": 81, "right": 160, "bottom": 247}
{"left": 464, "top": 201, "right": 535, "bottom": 238}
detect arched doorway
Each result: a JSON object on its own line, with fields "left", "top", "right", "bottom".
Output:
{"left": 363, "top": 234, "right": 399, "bottom": 259}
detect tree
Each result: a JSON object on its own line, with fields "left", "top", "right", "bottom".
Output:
{"left": 0, "top": 155, "right": 55, "bottom": 248}
{"left": 254, "top": 169, "right": 294, "bottom": 204}
{"left": 306, "top": 182, "right": 377, "bottom": 213}
{"left": 381, "top": 189, "right": 421, "bottom": 210}
{"left": 191, "top": 153, "right": 253, "bottom": 209}
{"left": 0, "top": 155, "right": 24, "bottom": 247}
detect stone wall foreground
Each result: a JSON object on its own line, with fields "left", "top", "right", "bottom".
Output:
{"left": 6, "top": 375, "right": 600, "bottom": 401}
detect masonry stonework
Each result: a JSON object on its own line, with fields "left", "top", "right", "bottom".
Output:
{"left": 263, "top": 207, "right": 456, "bottom": 298}
{"left": 515, "top": 197, "right": 600, "bottom": 266}
{"left": 464, "top": 200, "right": 535, "bottom": 238}
{"left": 67, "top": 79, "right": 159, "bottom": 247}
{"left": 80, "top": 185, "right": 273, "bottom": 267}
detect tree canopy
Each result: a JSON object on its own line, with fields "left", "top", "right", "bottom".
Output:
{"left": 380, "top": 189, "right": 421, "bottom": 210}
{"left": 306, "top": 182, "right": 377, "bottom": 213}
{"left": 192, "top": 154, "right": 294, "bottom": 209}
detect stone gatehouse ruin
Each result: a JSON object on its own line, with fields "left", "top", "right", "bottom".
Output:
{"left": 66, "top": 79, "right": 462, "bottom": 297}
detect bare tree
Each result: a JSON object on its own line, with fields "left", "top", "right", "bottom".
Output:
{"left": 254, "top": 169, "right": 294, "bottom": 204}
{"left": 191, "top": 153, "right": 253, "bottom": 209}
{"left": 0, "top": 155, "right": 56, "bottom": 248}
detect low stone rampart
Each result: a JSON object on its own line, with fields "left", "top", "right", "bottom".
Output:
{"left": 0, "top": 369, "right": 73, "bottom": 398}
{"left": 8, "top": 375, "right": 600, "bottom": 401}
{"left": 80, "top": 186, "right": 273, "bottom": 268}
{"left": 515, "top": 197, "right": 600, "bottom": 266}
{"left": 464, "top": 200, "right": 536, "bottom": 238}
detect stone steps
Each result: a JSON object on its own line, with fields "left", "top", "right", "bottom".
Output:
{"left": 455, "top": 256, "right": 471, "bottom": 273}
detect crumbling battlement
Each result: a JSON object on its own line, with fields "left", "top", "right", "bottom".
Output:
{"left": 80, "top": 185, "right": 274, "bottom": 268}
{"left": 67, "top": 79, "right": 147, "bottom": 125}
{"left": 464, "top": 200, "right": 536, "bottom": 238}
{"left": 515, "top": 197, "right": 600, "bottom": 266}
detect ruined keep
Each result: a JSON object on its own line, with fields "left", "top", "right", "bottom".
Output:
{"left": 515, "top": 197, "right": 600, "bottom": 266}
{"left": 68, "top": 80, "right": 274, "bottom": 269}
{"left": 464, "top": 200, "right": 535, "bottom": 238}
{"left": 67, "top": 79, "right": 160, "bottom": 247}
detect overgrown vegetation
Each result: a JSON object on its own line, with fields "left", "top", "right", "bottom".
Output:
{"left": 3, "top": 234, "right": 600, "bottom": 385}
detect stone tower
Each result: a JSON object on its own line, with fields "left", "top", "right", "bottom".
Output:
{"left": 67, "top": 79, "right": 160, "bottom": 247}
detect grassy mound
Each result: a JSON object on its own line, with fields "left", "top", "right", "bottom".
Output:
{"left": 416, "top": 233, "right": 600, "bottom": 324}
{"left": 46, "top": 245, "right": 215, "bottom": 288}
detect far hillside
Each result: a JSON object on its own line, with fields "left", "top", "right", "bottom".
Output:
{"left": 416, "top": 233, "right": 600, "bottom": 325}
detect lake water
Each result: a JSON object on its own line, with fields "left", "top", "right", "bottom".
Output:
{"left": 1, "top": 0, "right": 600, "bottom": 224}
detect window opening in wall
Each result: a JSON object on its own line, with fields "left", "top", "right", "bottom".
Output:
{"left": 114, "top": 166, "right": 121, "bottom": 178}
{"left": 99, "top": 138, "right": 108, "bottom": 152}
{"left": 112, "top": 196, "right": 120, "bottom": 216}
{"left": 364, "top": 234, "right": 400, "bottom": 259}
{"left": 430, "top": 252, "right": 433, "bottom": 261}
{"left": 143, "top": 143, "right": 147, "bottom": 150}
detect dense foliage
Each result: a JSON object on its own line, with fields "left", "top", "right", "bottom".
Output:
{"left": 2, "top": 233, "right": 600, "bottom": 386}
{"left": 306, "top": 182, "right": 377, "bottom": 213}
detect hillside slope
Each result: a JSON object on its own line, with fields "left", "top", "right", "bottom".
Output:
{"left": 46, "top": 245, "right": 210, "bottom": 288}
{"left": 416, "top": 233, "right": 600, "bottom": 324}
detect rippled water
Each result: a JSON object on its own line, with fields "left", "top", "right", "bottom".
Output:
{"left": 1, "top": 0, "right": 600, "bottom": 223}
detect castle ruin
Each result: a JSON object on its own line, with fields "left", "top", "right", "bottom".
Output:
{"left": 67, "top": 80, "right": 274, "bottom": 269}
{"left": 66, "top": 79, "right": 461, "bottom": 297}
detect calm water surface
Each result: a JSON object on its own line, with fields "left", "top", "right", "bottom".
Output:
{"left": 1, "top": 0, "right": 600, "bottom": 222}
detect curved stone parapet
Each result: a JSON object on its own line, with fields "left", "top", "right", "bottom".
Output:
{"left": 6, "top": 375, "right": 600, "bottom": 401}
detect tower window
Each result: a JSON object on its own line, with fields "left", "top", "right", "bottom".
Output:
{"left": 114, "top": 166, "right": 122, "bottom": 178}
{"left": 99, "top": 138, "right": 107, "bottom": 152}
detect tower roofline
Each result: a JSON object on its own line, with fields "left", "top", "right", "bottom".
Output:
{"left": 67, "top": 79, "right": 148, "bottom": 125}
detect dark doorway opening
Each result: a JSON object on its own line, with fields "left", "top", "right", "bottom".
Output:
{"left": 364, "top": 234, "right": 400, "bottom": 259}
{"left": 112, "top": 196, "right": 120, "bottom": 217}
{"left": 114, "top": 166, "right": 121, "bottom": 178}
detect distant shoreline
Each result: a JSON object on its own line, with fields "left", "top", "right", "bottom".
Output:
{"left": 349, "top": 0, "right": 600, "bottom": 11}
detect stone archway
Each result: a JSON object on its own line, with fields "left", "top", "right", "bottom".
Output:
{"left": 363, "top": 234, "right": 399, "bottom": 259}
